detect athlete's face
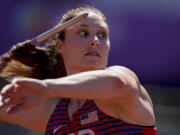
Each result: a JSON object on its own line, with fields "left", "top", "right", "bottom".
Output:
{"left": 56, "top": 12, "right": 110, "bottom": 74}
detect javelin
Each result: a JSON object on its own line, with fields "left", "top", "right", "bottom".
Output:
{"left": 0, "top": 13, "right": 88, "bottom": 89}
{"left": 30, "top": 13, "right": 88, "bottom": 45}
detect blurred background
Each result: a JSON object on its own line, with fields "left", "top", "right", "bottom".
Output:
{"left": 0, "top": 0, "right": 179, "bottom": 135}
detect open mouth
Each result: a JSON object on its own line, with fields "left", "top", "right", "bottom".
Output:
{"left": 84, "top": 51, "right": 100, "bottom": 57}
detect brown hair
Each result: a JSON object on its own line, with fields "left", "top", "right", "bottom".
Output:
{"left": 0, "top": 6, "right": 108, "bottom": 79}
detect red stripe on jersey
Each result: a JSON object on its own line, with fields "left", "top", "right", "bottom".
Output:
{"left": 45, "top": 98, "right": 156, "bottom": 135}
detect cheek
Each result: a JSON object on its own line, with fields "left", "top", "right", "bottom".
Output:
{"left": 64, "top": 44, "right": 83, "bottom": 59}
{"left": 67, "top": 36, "right": 87, "bottom": 49}
{"left": 103, "top": 41, "right": 111, "bottom": 54}
{"left": 106, "top": 40, "right": 111, "bottom": 49}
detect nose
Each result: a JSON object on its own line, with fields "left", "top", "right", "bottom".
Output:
{"left": 90, "top": 36, "right": 100, "bottom": 48}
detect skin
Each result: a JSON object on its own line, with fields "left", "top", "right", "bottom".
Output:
{"left": 0, "top": 12, "right": 155, "bottom": 132}
{"left": 57, "top": 12, "right": 110, "bottom": 74}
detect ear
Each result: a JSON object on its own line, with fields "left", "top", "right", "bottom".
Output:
{"left": 55, "top": 39, "right": 65, "bottom": 53}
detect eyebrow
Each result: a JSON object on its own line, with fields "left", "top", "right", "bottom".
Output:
{"left": 78, "top": 24, "right": 89, "bottom": 27}
{"left": 78, "top": 24, "right": 107, "bottom": 30}
{"left": 72, "top": 24, "right": 109, "bottom": 32}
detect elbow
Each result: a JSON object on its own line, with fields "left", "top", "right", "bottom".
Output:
{"left": 106, "top": 66, "right": 140, "bottom": 100}
{"left": 111, "top": 74, "right": 139, "bottom": 100}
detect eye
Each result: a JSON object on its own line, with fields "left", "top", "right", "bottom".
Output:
{"left": 97, "top": 32, "right": 106, "bottom": 39}
{"left": 79, "top": 30, "right": 89, "bottom": 37}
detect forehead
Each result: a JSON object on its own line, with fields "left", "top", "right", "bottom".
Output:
{"left": 67, "top": 12, "right": 108, "bottom": 30}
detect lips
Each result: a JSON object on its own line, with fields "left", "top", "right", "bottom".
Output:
{"left": 84, "top": 51, "right": 100, "bottom": 57}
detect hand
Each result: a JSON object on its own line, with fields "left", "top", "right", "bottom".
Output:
{"left": 0, "top": 78, "right": 48, "bottom": 114}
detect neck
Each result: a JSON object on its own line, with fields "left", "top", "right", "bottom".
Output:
{"left": 69, "top": 98, "right": 86, "bottom": 117}
{"left": 71, "top": 98, "right": 86, "bottom": 108}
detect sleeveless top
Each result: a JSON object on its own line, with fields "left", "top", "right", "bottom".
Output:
{"left": 45, "top": 98, "right": 156, "bottom": 135}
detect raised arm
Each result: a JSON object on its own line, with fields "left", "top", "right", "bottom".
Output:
{"left": 44, "top": 66, "right": 138, "bottom": 100}
{"left": 0, "top": 66, "right": 155, "bottom": 125}
{"left": 45, "top": 65, "right": 155, "bottom": 125}
{"left": 1, "top": 66, "right": 138, "bottom": 103}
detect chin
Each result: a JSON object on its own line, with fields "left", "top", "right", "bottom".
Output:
{"left": 80, "top": 63, "right": 106, "bottom": 71}
{"left": 78, "top": 57, "right": 108, "bottom": 71}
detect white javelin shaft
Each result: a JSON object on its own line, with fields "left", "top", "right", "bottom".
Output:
{"left": 31, "top": 13, "right": 88, "bottom": 45}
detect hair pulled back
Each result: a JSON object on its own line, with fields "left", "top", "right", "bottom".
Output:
{"left": 0, "top": 6, "right": 107, "bottom": 79}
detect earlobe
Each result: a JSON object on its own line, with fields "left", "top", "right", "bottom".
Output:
{"left": 55, "top": 39, "right": 64, "bottom": 53}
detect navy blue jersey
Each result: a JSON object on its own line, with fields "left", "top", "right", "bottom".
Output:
{"left": 45, "top": 98, "right": 156, "bottom": 135}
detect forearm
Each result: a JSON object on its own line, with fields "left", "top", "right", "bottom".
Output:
{"left": 44, "top": 69, "right": 125, "bottom": 100}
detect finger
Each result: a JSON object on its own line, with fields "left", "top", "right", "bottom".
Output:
{"left": 0, "top": 98, "right": 7, "bottom": 109}
{"left": 1, "top": 84, "right": 21, "bottom": 104}
{"left": 1, "top": 84, "right": 15, "bottom": 96}
{"left": 6, "top": 104, "right": 24, "bottom": 114}
{"left": 0, "top": 85, "right": 15, "bottom": 106}
{"left": 0, "top": 96, "right": 24, "bottom": 109}
{"left": 1, "top": 97, "right": 20, "bottom": 107}
{"left": 0, "top": 100, "right": 12, "bottom": 110}
{"left": 6, "top": 99, "right": 29, "bottom": 114}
